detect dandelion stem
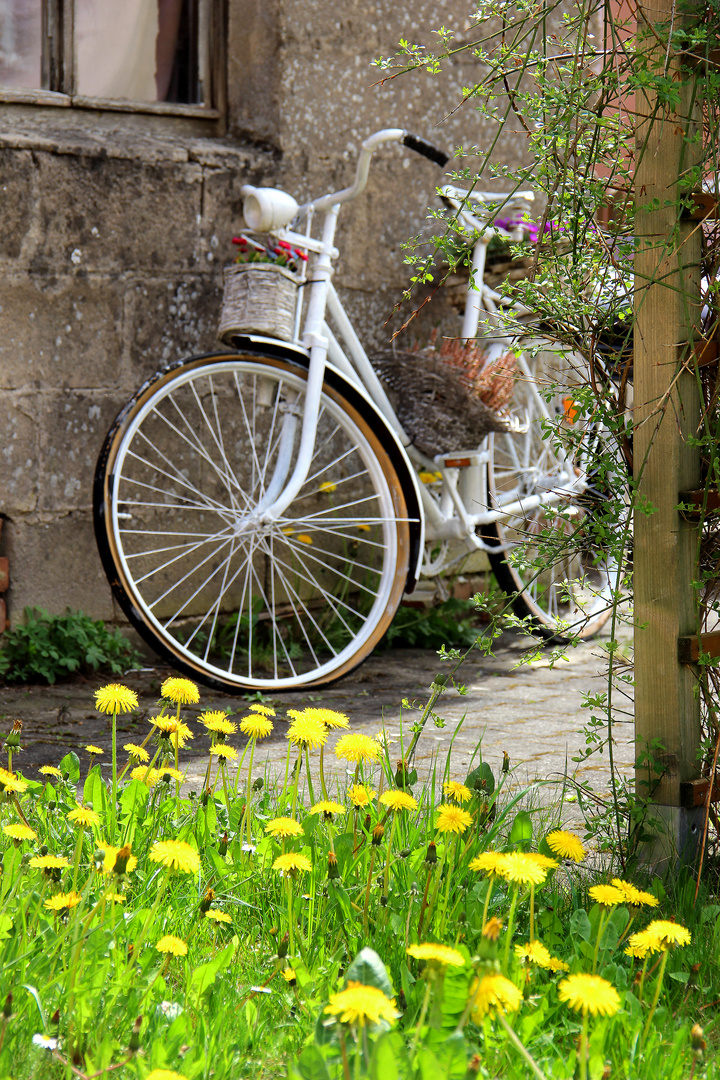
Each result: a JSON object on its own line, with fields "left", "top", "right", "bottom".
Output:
{"left": 305, "top": 746, "right": 316, "bottom": 807}
{"left": 481, "top": 873, "right": 496, "bottom": 931}
{"left": 110, "top": 708, "right": 118, "bottom": 842}
{"left": 502, "top": 886, "right": 520, "bottom": 975}
{"left": 417, "top": 866, "right": 433, "bottom": 939}
{"left": 362, "top": 849, "right": 376, "bottom": 935}
{"left": 438, "top": 834, "right": 459, "bottom": 936}
{"left": 382, "top": 814, "right": 398, "bottom": 901}
{"left": 498, "top": 1011, "right": 549, "bottom": 1080}
{"left": 131, "top": 867, "right": 171, "bottom": 964}
{"left": 319, "top": 745, "right": 329, "bottom": 801}
{"left": 592, "top": 909, "right": 608, "bottom": 974}
{"left": 642, "top": 949, "right": 669, "bottom": 1045}
{"left": 578, "top": 1009, "right": 589, "bottom": 1080}
{"left": 242, "top": 738, "right": 257, "bottom": 850}
{"left": 410, "top": 979, "right": 433, "bottom": 1063}
{"left": 291, "top": 746, "right": 303, "bottom": 817}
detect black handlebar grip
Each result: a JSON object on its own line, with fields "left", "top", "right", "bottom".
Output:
{"left": 402, "top": 133, "right": 449, "bottom": 168}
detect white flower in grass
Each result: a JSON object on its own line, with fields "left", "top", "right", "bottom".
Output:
{"left": 32, "top": 1034, "right": 58, "bottom": 1050}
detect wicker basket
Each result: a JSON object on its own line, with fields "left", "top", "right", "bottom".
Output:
{"left": 218, "top": 263, "right": 299, "bottom": 344}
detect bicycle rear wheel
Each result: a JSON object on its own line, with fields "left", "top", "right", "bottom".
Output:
{"left": 94, "top": 351, "right": 411, "bottom": 691}
{"left": 484, "top": 345, "right": 621, "bottom": 640}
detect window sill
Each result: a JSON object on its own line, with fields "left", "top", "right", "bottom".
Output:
{"left": 0, "top": 86, "right": 218, "bottom": 120}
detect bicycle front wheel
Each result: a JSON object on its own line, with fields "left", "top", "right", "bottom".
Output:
{"left": 484, "top": 345, "right": 620, "bottom": 640}
{"left": 94, "top": 352, "right": 411, "bottom": 691}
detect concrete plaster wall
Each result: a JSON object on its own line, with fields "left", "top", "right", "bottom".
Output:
{"left": 0, "top": 0, "right": 525, "bottom": 627}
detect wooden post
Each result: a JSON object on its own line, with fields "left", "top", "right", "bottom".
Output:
{"left": 634, "top": 0, "right": 704, "bottom": 864}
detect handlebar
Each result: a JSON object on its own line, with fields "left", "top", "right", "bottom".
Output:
{"left": 301, "top": 128, "right": 449, "bottom": 215}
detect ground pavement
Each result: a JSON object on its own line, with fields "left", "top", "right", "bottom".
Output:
{"left": 0, "top": 624, "right": 635, "bottom": 825}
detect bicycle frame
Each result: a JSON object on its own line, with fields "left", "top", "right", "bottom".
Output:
{"left": 239, "top": 131, "right": 588, "bottom": 583}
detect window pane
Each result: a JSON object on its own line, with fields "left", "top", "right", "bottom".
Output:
{"left": 76, "top": 0, "right": 203, "bottom": 104}
{"left": 0, "top": 0, "right": 42, "bottom": 89}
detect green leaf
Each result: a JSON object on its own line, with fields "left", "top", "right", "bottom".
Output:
{"left": 296, "top": 1045, "right": 331, "bottom": 1080}
{"left": 58, "top": 751, "right": 80, "bottom": 784}
{"left": 570, "top": 908, "right": 592, "bottom": 943}
{"left": 370, "top": 1033, "right": 400, "bottom": 1080}
{"left": 509, "top": 810, "right": 533, "bottom": 846}
{"left": 466, "top": 760, "right": 495, "bottom": 795}
{"left": 668, "top": 970, "right": 689, "bottom": 984}
{"left": 0, "top": 914, "right": 13, "bottom": 940}
{"left": 83, "top": 764, "right": 108, "bottom": 817}
{"left": 344, "top": 947, "right": 394, "bottom": 996}
{"left": 189, "top": 941, "right": 235, "bottom": 997}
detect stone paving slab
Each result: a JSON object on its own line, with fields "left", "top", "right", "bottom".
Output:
{"left": 0, "top": 625, "right": 635, "bottom": 824}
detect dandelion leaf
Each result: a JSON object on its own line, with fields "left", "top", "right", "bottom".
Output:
{"left": 344, "top": 947, "right": 394, "bottom": 997}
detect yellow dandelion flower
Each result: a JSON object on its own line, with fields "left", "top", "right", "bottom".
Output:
{"left": 499, "top": 852, "right": 548, "bottom": 886}
{"left": 443, "top": 780, "right": 472, "bottom": 804}
{"left": 558, "top": 974, "right": 621, "bottom": 1017}
{"left": 149, "top": 840, "right": 200, "bottom": 875}
{"left": 130, "top": 766, "right": 161, "bottom": 788}
{"left": 210, "top": 744, "right": 238, "bottom": 761}
{"left": 302, "top": 707, "right": 350, "bottom": 731}
{"left": 102, "top": 845, "right": 138, "bottom": 874}
{"left": 310, "top": 801, "right": 347, "bottom": 817}
{"left": 266, "top": 818, "right": 304, "bottom": 838}
{"left": 515, "top": 940, "right": 553, "bottom": 968}
{"left": 325, "top": 982, "right": 398, "bottom": 1027}
{"left": 319, "top": 480, "right": 337, "bottom": 493}
{"left": 469, "top": 973, "right": 523, "bottom": 1021}
{"left": 3, "top": 823, "right": 37, "bottom": 842}
{"left": 94, "top": 684, "right": 138, "bottom": 714}
{"left": 356, "top": 523, "right": 372, "bottom": 532}
{"left": 67, "top": 805, "right": 101, "bottom": 828}
{"left": 146, "top": 1071, "right": 186, "bottom": 1080}
{"left": 201, "top": 712, "right": 237, "bottom": 735}
{"left": 644, "top": 919, "right": 691, "bottom": 948}
{"left": 625, "top": 930, "right": 661, "bottom": 959}
{"left": 158, "top": 767, "right": 185, "bottom": 782}
{"left": 204, "top": 909, "right": 232, "bottom": 924}
{"left": 123, "top": 743, "right": 150, "bottom": 762}
{"left": 84, "top": 745, "right": 104, "bottom": 756}
{"left": 347, "top": 784, "right": 376, "bottom": 807}
{"left": 287, "top": 716, "right": 328, "bottom": 749}
{"left": 38, "top": 765, "right": 62, "bottom": 778}
{"left": 105, "top": 892, "right": 126, "bottom": 903}
{"left": 239, "top": 714, "right": 273, "bottom": 739}
{"left": 526, "top": 853, "right": 560, "bottom": 870}
{"left": 436, "top": 803, "right": 473, "bottom": 834}
{"left": 296, "top": 534, "right": 313, "bottom": 544}
{"left": 588, "top": 884, "right": 626, "bottom": 908}
{"left": 406, "top": 943, "right": 465, "bottom": 968}
{"left": 548, "top": 957, "right": 571, "bottom": 972}
{"left": 151, "top": 717, "right": 194, "bottom": 748}
{"left": 546, "top": 830, "right": 586, "bottom": 862}
{"left": 469, "top": 851, "right": 510, "bottom": 876}
{"left": 379, "top": 790, "right": 418, "bottom": 813}
{"left": 249, "top": 703, "right": 276, "bottom": 716}
{"left": 282, "top": 967, "right": 297, "bottom": 984}
{"left": 0, "top": 768, "right": 28, "bottom": 794}
{"left": 160, "top": 677, "right": 200, "bottom": 705}
{"left": 273, "top": 853, "right": 312, "bottom": 875}
{"left": 334, "top": 733, "right": 382, "bottom": 764}
{"left": 419, "top": 471, "right": 442, "bottom": 484}
{"left": 43, "top": 891, "right": 82, "bottom": 912}
{"left": 29, "top": 854, "right": 69, "bottom": 870}
{"left": 156, "top": 934, "right": 188, "bottom": 957}
{"left": 611, "top": 879, "right": 659, "bottom": 908}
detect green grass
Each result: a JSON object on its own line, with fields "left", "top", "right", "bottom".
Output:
{"left": 0, "top": 679, "right": 716, "bottom": 1080}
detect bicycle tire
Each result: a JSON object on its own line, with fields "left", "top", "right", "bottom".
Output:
{"left": 94, "top": 350, "right": 411, "bottom": 691}
{"left": 484, "top": 344, "right": 621, "bottom": 641}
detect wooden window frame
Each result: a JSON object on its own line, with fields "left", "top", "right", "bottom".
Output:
{"left": 0, "top": 0, "right": 226, "bottom": 120}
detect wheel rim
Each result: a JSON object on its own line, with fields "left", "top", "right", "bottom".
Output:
{"left": 487, "top": 349, "right": 617, "bottom": 636}
{"left": 105, "top": 359, "right": 408, "bottom": 688}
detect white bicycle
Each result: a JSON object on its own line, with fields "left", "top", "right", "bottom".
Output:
{"left": 94, "top": 129, "right": 616, "bottom": 693}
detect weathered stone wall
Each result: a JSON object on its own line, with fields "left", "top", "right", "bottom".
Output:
{"left": 0, "top": 1, "right": 525, "bottom": 627}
